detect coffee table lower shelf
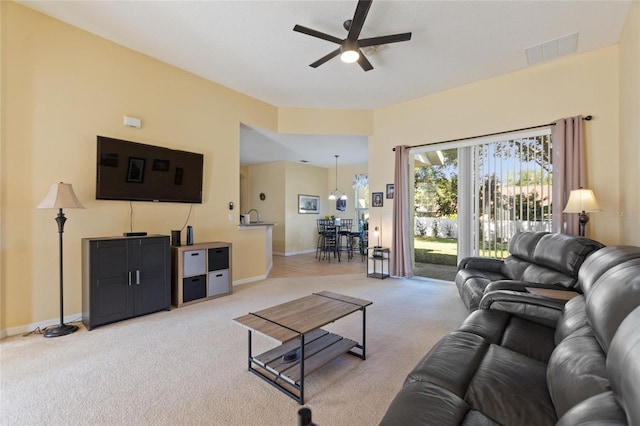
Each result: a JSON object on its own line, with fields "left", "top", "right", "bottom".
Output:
{"left": 248, "top": 328, "right": 360, "bottom": 403}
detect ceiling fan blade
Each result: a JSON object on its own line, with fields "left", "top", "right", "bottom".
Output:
{"left": 347, "top": 0, "right": 373, "bottom": 41}
{"left": 357, "top": 50, "right": 374, "bottom": 72}
{"left": 359, "top": 32, "right": 412, "bottom": 47}
{"left": 310, "top": 48, "right": 341, "bottom": 68}
{"left": 293, "top": 25, "right": 343, "bottom": 44}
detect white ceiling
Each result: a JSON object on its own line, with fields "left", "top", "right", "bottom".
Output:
{"left": 19, "top": 0, "right": 632, "bottom": 167}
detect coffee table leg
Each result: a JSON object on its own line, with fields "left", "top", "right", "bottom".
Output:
{"left": 248, "top": 330, "right": 252, "bottom": 370}
{"left": 348, "top": 306, "right": 367, "bottom": 360}
{"left": 362, "top": 307, "right": 366, "bottom": 360}
{"left": 299, "top": 333, "right": 305, "bottom": 404}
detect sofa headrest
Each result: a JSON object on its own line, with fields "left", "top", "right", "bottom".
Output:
{"left": 580, "top": 245, "right": 640, "bottom": 294}
{"left": 508, "top": 232, "right": 549, "bottom": 262}
{"left": 532, "top": 233, "right": 604, "bottom": 277}
{"left": 607, "top": 306, "right": 640, "bottom": 426}
{"left": 585, "top": 257, "right": 640, "bottom": 353}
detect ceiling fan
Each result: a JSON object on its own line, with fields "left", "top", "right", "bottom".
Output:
{"left": 293, "top": 0, "right": 412, "bottom": 72}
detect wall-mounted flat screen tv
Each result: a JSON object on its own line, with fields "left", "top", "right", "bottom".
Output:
{"left": 96, "top": 136, "right": 203, "bottom": 203}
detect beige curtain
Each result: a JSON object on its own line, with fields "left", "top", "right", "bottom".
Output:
{"left": 552, "top": 116, "right": 586, "bottom": 235}
{"left": 391, "top": 145, "right": 413, "bottom": 278}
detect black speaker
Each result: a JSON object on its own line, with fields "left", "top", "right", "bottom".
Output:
{"left": 186, "top": 226, "right": 194, "bottom": 245}
{"left": 171, "top": 230, "right": 181, "bottom": 246}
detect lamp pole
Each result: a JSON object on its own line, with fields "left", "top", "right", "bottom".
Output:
{"left": 44, "top": 208, "right": 78, "bottom": 337}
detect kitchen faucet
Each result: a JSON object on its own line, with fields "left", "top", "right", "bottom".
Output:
{"left": 246, "top": 208, "right": 260, "bottom": 223}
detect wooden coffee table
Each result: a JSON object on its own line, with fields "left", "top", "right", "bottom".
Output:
{"left": 233, "top": 291, "right": 372, "bottom": 404}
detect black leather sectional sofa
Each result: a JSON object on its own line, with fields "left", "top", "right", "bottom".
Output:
{"left": 455, "top": 232, "right": 605, "bottom": 311}
{"left": 380, "top": 244, "right": 640, "bottom": 425}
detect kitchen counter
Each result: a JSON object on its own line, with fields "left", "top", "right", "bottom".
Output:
{"left": 238, "top": 222, "right": 277, "bottom": 228}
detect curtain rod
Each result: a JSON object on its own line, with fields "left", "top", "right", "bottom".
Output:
{"left": 392, "top": 115, "right": 592, "bottom": 151}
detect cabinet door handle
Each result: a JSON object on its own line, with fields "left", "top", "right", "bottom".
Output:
{"left": 190, "top": 252, "right": 200, "bottom": 256}
{"left": 136, "top": 270, "right": 141, "bottom": 285}
{"left": 128, "top": 271, "right": 132, "bottom": 286}
{"left": 215, "top": 274, "right": 223, "bottom": 277}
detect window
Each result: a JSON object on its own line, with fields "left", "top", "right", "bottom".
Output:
{"left": 353, "top": 173, "right": 369, "bottom": 231}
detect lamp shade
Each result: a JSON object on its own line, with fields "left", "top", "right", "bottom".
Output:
{"left": 563, "top": 189, "right": 601, "bottom": 213}
{"left": 37, "top": 183, "right": 85, "bottom": 209}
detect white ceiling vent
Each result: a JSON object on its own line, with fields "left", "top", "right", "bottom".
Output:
{"left": 525, "top": 32, "right": 579, "bottom": 65}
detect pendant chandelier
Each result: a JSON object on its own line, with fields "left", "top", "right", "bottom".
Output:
{"left": 329, "top": 155, "right": 348, "bottom": 200}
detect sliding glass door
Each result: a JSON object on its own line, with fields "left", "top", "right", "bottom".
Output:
{"left": 410, "top": 128, "right": 552, "bottom": 280}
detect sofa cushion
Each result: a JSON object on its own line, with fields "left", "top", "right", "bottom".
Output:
{"left": 555, "top": 391, "right": 628, "bottom": 426}
{"left": 459, "top": 308, "right": 555, "bottom": 363}
{"left": 466, "top": 344, "right": 556, "bottom": 426}
{"left": 547, "top": 332, "right": 610, "bottom": 417}
{"left": 506, "top": 231, "right": 548, "bottom": 262}
{"left": 585, "top": 259, "right": 640, "bottom": 352}
{"left": 578, "top": 245, "right": 640, "bottom": 293}
{"left": 554, "top": 295, "right": 591, "bottom": 344}
{"left": 532, "top": 233, "right": 605, "bottom": 280}
{"left": 379, "top": 381, "right": 472, "bottom": 426}
{"left": 405, "top": 331, "right": 489, "bottom": 397}
{"left": 606, "top": 306, "right": 640, "bottom": 425}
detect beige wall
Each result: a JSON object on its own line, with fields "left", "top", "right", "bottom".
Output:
{"left": 619, "top": 1, "right": 640, "bottom": 245}
{"left": 1, "top": 3, "right": 280, "bottom": 333}
{"left": 245, "top": 162, "right": 286, "bottom": 254}
{"left": 284, "top": 162, "right": 328, "bottom": 255}
{"left": 372, "top": 47, "right": 621, "bottom": 247}
{"left": 278, "top": 108, "right": 373, "bottom": 136}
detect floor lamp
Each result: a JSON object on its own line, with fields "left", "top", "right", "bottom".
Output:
{"left": 563, "top": 188, "right": 601, "bottom": 237}
{"left": 37, "top": 182, "right": 85, "bottom": 338}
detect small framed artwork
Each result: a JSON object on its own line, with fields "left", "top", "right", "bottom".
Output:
{"left": 174, "top": 167, "right": 184, "bottom": 185}
{"left": 386, "top": 183, "right": 395, "bottom": 199}
{"left": 372, "top": 192, "right": 384, "bottom": 207}
{"left": 126, "top": 157, "right": 145, "bottom": 183}
{"left": 298, "top": 194, "right": 320, "bottom": 214}
{"left": 152, "top": 159, "right": 170, "bottom": 172}
{"left": 100, "top": 153, "right": 119, "bottom": 168}
{"left": 336, "top": 198, "right": 346, "bottom": 213}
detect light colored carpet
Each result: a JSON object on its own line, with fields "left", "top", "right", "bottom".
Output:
{"left": 0, "top": 273, "right": 468, "bottom": 426}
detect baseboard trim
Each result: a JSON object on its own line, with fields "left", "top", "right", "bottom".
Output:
{"left": 273, "top": 249, "right": 316, "bottom": 257}
{"left": 2, "top": 313, "right": 82, "bottom": 339}
{"left": 233, "top": 275, "right": 267, "bottom": 286}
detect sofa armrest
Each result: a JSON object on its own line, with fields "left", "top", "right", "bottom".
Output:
{"left": 485, "top": 279, "right": 579, "bottom": 294}
{"left": 457, "top": 256, "right": 504, "bottom": 272}
{"left": 478, "top": 290, "right": 568, "bottom": 328}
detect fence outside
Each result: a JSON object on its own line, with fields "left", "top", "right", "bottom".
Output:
{"left": 415, "top": 217, "right": 552, "bottom": 242}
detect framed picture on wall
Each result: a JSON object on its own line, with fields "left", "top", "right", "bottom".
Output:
{"left": 126, "top": 157, "right": 145, "bottom": 183}
{"left": 372, "top": 192, "right": 384, "bottom": 207}
{"left": 336, "top": 198, "right": 346, "bottom": 213}
{"left": 298, "top": 194, "right": 320, "bottom": 214}
{"left": 386, "top": 183, "right": 395, "bottom": 199}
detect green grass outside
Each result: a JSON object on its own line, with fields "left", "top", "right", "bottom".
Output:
{"left": 414, "top": 236, "right": 458, "bottom": 266}
{"left": 414, "top": 236, "right": 509, "bottom": 266}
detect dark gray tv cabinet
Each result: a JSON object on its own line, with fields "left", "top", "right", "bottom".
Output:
{"left": 82, "top": 235, "right": 171, "bottom": 330}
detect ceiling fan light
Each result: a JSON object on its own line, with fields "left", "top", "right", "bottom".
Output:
{"left": 340, "top": 50, "right": 360, "bottom": 63}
